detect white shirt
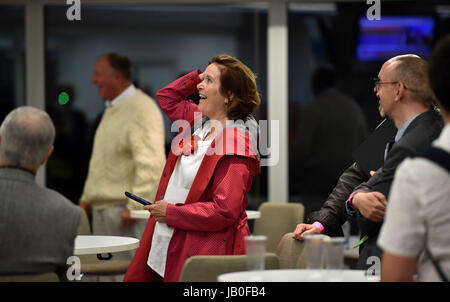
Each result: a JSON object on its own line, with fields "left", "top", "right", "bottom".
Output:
{"left": 378, "top": 123, "right": 450, "bottom": 281}
{"left": 147, "top": 123, "right": 213, "bottom": 277}
{"left": 104, "top": 84, "right": 136, "bottom": 108}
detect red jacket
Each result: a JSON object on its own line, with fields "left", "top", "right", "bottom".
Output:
{"left": 124, "top": 70, "right": 260, "bottom": 282}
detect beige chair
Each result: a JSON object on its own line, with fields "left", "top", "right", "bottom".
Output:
{"left": 0, "top": 272, "right": 59, "bottom": 282}
{"left": 179, "top": 253, "right": 279, "bottom": 282}
{"left": 275, "top": 233, "right": 307, "bottom": 269}
{"left": 253, "top": 202, "right": 305, "bottom": 253}
{"left": 75, "top": 208, "right": 131, "bottom": 279}
{"left": 275, "top": 232, "right": 332, "bottom": 269}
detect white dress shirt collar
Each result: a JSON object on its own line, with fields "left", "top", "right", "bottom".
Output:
{"left": 105, "top": 84, "right": 136, "bottom": 108}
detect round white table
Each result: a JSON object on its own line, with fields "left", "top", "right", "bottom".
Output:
{"left": 218, "top": 269, "right": 379, "bottom": 282}
{"left": 130, "top": 210, "right": 261, "bottom": 220}
{"left": 74, "top": 235, "right": 140, "bottom": 256}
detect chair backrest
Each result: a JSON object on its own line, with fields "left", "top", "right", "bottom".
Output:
{"left": 0, "top": 272, "right": 59, "bottom": 282}
{"left": 253, "top": 202, "right": 305, "bottom": 253}
{"left": 77, "top": 207, "right": 91, "bottom": 235}
{"left": 179, "top": 253, "right": 279, "bottom": 282}
{"left": 275, "top": 232, "right": 332, "bottom": 269}
{"left": 275, "top": 233, "right": 307, "bottom": 269}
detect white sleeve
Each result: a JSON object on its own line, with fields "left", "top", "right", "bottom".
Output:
{"left": 377, "top": 160, "right": 426, "bottom": 257}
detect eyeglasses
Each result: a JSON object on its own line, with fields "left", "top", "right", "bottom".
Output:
{"left": 373, "top": 76, "right": 398, "bottom": 92}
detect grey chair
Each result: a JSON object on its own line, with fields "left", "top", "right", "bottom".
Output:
{"left": 0, "top": 272, "right": 59, "bottom": 282}
{"left": 253, "top": 202, "right": 305, "bottom": 253}
{"left": 179, "top": 253, "right": 280, "bottom": 282}
{"left": 75, "top": 208, "right": 131, "bottom": 279}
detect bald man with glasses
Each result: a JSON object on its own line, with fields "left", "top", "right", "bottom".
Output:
{"left": 293, "top": 55, "right": 443, "bottom": 272}
{"left": 346, "top": 55, "right": 443, "bottom": 270}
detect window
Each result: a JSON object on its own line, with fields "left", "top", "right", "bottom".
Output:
{"left": 0, "top": 5, "right": 25, "bottom": 122}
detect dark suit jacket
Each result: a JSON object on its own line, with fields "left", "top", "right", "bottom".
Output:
{"left": 307, "top": 162, "right": 367, "bottom": 236}
{"left": 307, "top": 119, "right": 397, "bottom": 236}
{"left": 355, "top": 110, "right": 443, "bottom": 269}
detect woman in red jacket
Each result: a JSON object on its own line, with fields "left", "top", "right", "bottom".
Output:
{"left": 124, "top": 54, "right": 261, "bottom": 282}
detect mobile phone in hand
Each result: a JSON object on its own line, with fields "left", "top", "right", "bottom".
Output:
{"left": 125, "top": 191, "right": 152, "bottom": 206}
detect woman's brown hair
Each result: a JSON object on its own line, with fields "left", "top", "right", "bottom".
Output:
{"left": 208, "top": 54, "right": 261, "bottom": 120}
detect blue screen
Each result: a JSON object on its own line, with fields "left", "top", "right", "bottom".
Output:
{"left": 357, "top": 16, "right": 435, "bottom": 61}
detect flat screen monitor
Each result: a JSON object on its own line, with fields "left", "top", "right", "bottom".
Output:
{"left": 357, "top": 16, "right": 435, "bottom": 61}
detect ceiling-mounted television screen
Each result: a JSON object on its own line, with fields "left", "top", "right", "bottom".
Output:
{"left": 357, "top": 16, "right": 435, "bottom": 61}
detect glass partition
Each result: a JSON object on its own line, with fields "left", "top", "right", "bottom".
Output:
{"left": 0, "top": 5, "right": 25, "bottom": 122}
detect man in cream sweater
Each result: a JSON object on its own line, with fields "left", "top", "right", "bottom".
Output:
{"left": 80, "top": 53, "right": 165, "bottom": 280}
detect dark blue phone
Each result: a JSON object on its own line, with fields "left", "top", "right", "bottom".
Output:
{"left": 125, "top": 191, "right": 152, "bottom": 206}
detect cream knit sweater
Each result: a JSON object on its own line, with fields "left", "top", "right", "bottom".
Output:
{"left": 80, "top": 90, "right": 166, "bottom": 211}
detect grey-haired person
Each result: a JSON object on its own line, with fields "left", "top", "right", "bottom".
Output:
{"left": 0, "top": 106, "right": 81, "bottom": 281}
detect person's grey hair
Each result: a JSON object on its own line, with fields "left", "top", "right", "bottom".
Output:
{"left": 390, "top": 54, "right": 435, "bottom": 106}
{"left": 0, "top": 106, "right": 55, "bottom": 169}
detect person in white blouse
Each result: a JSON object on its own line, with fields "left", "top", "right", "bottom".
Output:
{"left": 124, "top": 55, "right": 262, "bottom": 282}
